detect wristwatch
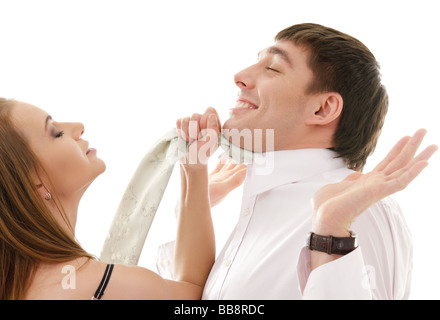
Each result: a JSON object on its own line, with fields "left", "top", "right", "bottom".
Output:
{"left": 307, "top": 231, "right": 358, "bottom": 255}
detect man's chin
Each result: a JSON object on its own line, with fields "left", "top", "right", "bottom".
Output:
{"left": 221, "top": 120, "right": 275, "bottom": 153}
{"left": 222, "top": 118, "right": 244, "bottom": 132}
{"left": 221, "top": 121, "right": 255, "bottom": 151}
{"left": 222, "top": 118, "right": 232, "bottom": 132}
{"left": 221, "top": 119, "right": 244, "bottom": 137}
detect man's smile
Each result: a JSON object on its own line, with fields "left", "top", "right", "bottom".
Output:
{"left": 229, "top": 99, "right": 259, "bottom": 115}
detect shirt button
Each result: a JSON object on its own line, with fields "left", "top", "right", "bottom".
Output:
{"left": 224, "top": 258, "right": 232, "bottom": 267}
{"left": 242, "top": 208, "right": 250, "bottom": 216}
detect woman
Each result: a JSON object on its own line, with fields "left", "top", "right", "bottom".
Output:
{"left": 0, "top": 98, "right": 246, "bottom": 299}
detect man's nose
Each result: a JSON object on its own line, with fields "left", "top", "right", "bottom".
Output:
{"left": 234, "top": 66, "right": 256, "bottom": 90}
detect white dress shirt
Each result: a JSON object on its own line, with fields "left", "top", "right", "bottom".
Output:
{"left": 158, "top": 148, "right": 413, "bottom": 299}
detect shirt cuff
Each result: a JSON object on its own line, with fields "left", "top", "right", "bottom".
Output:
{"left": 297, "top": 246, "right": 372, "bottom": 300}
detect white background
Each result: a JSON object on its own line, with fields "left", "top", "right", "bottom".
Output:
{"left": 0, "top": 0, "right": 438, "bottom": 299}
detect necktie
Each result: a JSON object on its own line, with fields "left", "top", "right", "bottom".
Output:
{"left": 99, "top": 129, "right": 253, "bottom": 265}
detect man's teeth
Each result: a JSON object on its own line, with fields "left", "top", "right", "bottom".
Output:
{"left": 235, "top": 101, "right": 258, "bottom": 109}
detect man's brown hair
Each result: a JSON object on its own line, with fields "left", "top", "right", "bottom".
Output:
{"left": 276, "top": 23, "right": 388, "bottom": 171}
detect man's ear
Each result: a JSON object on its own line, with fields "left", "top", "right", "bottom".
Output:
{"left": 305, "top": 92, "right": 343, "bottom": 126}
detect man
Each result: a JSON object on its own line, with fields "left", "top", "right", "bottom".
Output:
{"left": 161, "top": 23, "right": 437, "bottom": 299}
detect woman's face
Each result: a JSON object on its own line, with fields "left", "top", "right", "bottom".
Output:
{"left": 11, "top": 101, "right": 106, "bottom": 200}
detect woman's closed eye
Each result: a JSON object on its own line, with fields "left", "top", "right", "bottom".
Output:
{"left": 54, "top": 130, "right": 64, "bottom": 138}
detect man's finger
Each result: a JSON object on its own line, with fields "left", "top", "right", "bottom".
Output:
{"left": 384, "top": 160, "right": 429, "bottom": 195}
{"left": 382, "top": 129, "right": 427, "bottom": 175}
{"left": 409, "top": 144, "right": 438, "bottom": 165}
{"left": 373, "top": 135, "right": 410, "bottom": 172}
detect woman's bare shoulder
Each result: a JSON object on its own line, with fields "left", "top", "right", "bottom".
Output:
{"left": 103, "top": 263, "right": 203, "bottom": 300}
{"left": 25, "top": 257, "right": 105, "bottom": 299}
{"left": 25, "top": 258, "right": 200, "bottom": 300}
{"left": 100, "top": 262, "right": 171, "bottom": 299}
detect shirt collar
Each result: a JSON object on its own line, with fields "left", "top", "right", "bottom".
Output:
{"left": 244, "top": 148, "right": 346, "bottom": 196}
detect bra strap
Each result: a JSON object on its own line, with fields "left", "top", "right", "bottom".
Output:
{"left": 92, "top": 264, "right": 114, "bottom": 300}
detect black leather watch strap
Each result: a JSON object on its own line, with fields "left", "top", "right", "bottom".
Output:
{"left": 307, "top": 232, "right": 358, "bottom": 255}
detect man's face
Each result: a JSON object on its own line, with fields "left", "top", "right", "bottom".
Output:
{"left": 223, "top": 40, "right": 317, "bottom": 152}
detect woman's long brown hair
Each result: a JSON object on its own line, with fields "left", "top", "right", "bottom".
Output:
{"left": 0, "top": 98, "right": 93, "bottom": 299}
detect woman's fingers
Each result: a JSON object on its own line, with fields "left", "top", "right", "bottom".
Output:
{"left": 176, "top": 117, "right": 191, "bottom": 142}
{"left": 201, "top": 107, "right": 222, "bottom": 131}
{"left": 210, "top": 159, "right": 228, "bottom": 175}
{"left": 223, "top": 165, "right": 247, "bottom": 186}
{"left": 206, "top": 113, "right": 220, "bottom": 134}
{"left": 189, "top": 113, "right": 202, "bottom": 141}
{"left": 209, "top": 160, "right": 247, "bottom": 182}
{"left": 176, "top": 108, "right": 220, "bottom": 144}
